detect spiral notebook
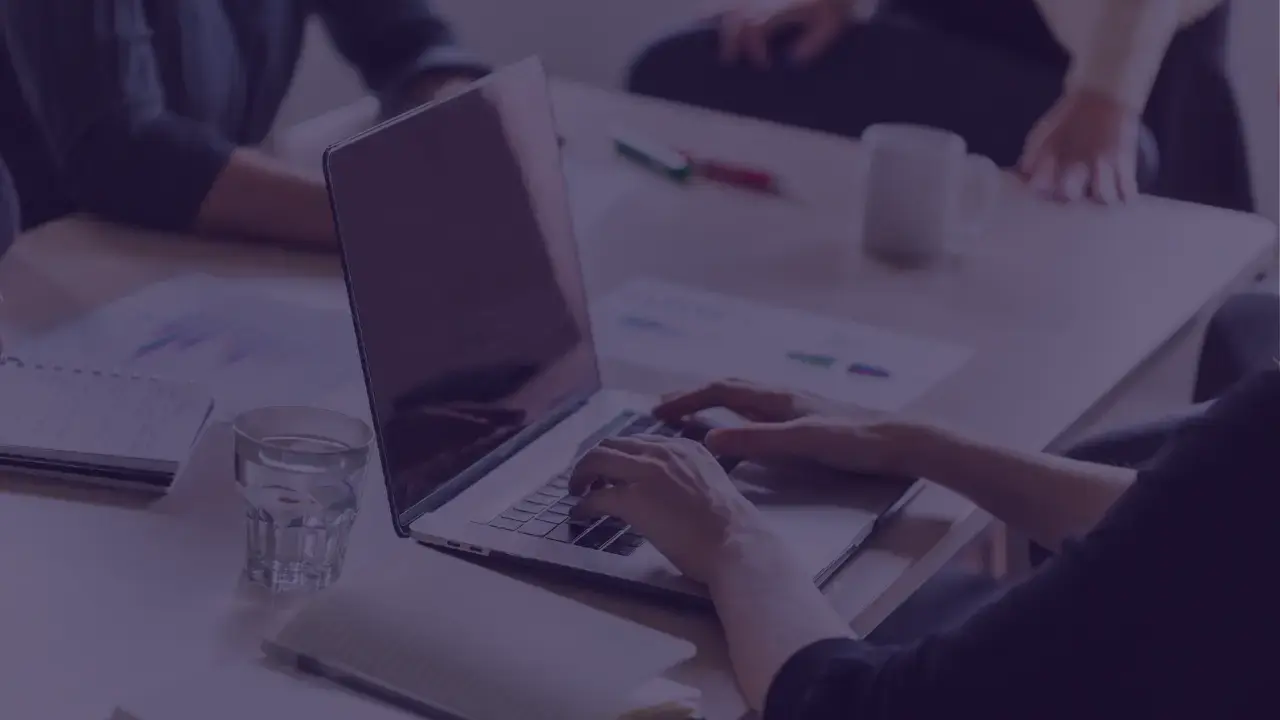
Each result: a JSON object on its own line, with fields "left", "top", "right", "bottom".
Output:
{"left": 0, "top": 357, "right": 214, "bottom": 492}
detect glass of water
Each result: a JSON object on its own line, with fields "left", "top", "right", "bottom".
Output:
{"left": 233, "top": 406, "right": 374, "bottom": 593}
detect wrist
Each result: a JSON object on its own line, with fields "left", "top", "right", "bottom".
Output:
{"left": 1062, "top": 78, "right": 1144, "bottom": 117}
{"left": 705, "top": 522, "right": 794, "bottom": 594}
{"left": 883, "top": 421, "right": 967, "bottom": 481}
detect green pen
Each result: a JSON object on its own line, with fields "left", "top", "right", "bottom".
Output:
{"left": 613, "top": 132, "right": 692, "bottom": 182}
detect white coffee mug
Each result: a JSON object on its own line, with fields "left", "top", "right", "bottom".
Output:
{"left": 858, "top": 124, "right": 1001, "bottom": 266}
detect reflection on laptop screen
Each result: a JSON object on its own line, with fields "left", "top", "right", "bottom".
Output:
{"left": 326, "top": 60, "right": 600, "bottom": 522}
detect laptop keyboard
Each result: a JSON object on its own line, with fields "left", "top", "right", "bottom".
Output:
{"left": 484, "top": 411, "right": 688, "bottom": 556}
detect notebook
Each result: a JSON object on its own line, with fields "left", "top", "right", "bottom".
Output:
{"left": 0, "top": 357, "right": 214, "bottom": 492}
{"left": 262, "top": 551, "right": 701, "bottom": 720}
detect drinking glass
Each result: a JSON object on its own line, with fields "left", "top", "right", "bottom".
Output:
{"left": 233, "top": 406, "right": 374, "bottom": 593}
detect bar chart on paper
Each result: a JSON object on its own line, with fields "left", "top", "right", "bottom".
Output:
{"left": 590, "top": 280, "right": 973, "bottom": 412}
{"left": 14, "top": 275, "right": 363, "bottom": 418}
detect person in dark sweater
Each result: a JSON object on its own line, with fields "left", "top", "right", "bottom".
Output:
{"left": 0, "top": 152, "right": 14, "bottom": 356}
{"left": 0, "top": 152, "right": 16, "bottom": 259}
{"left": 0, "top": 0, "right": 487, "bottom": 246}
{"left": 569, "top": 371, "right": 1278, "bottom": 718}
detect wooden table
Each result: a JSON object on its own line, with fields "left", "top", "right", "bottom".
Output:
{"left": 1, "top": 80, "right": 1274, "bottom": 719}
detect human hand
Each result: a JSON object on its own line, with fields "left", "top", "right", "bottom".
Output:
{"left": 654, "top": 377, "right": 840, "bottom": 425}
{"left": 570, "top": 436, "right": 777, "bottom": 584}
{"left": 387, "top": 72, "right": 482, "bottom": 118}
{"left": 716, "top": 0, "right": 855, "bottom": 68}
{"left": 1018, "top": 88, "right": 1141, "bottom": 204}
{"left": 424, "top": 76, "right": 476, "bottom": 102}
{"left": 705, "top": 414, "right": 927, "bottom": 477}
{"left": 655, "top": 378, "right": 930, "bottom": 477}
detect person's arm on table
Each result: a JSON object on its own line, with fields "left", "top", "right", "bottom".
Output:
{"left": 705, "top": 528, "right": 856, "bottom": 709}
{"left": 196, "top": 151, "right": 339, "bottom": 249}
{"left": 1020, "top": 0, "right": 1222, "bottom": 203}
{"left": 901, "top": 425, "right": 1137, "bottom": 552}
{"left": 2, "top": 1, "right": 335, "bottom": 248}
{"left": 659, "top": 380, "right": 1138, "bottom": 553}
{"left": 314, "top": 0, "right": 489, "bottom": 120}
{"left": 582, "top": 373, "right": 1280, "bottom": 718}
{"left": 1066, "top": 0, "right": 1222, "bottom": 114}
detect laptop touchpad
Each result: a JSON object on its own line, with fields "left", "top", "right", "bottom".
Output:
{"left": 734, "top": 463, "right": 915, "bottom": 580}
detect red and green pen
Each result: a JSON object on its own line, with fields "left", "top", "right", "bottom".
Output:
{"left": 612, "top": 132, "right": 783, "bottom": 196}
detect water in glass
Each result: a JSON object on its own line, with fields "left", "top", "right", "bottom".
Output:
{"left": 236, "top": 426, "right": 369, "bottom": 593}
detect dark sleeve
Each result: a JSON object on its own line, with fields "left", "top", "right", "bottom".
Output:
{"left": 314, "top": 0, "right": 488, "bottom": 103}
{"left": 1, "top": 0, "right": 235, "bottom": 231}
{"left": 766, "top": 370, "right": 1280, "bottom": 720}
{"left": 0, "top": 153, "right": 18, "bottom": 254}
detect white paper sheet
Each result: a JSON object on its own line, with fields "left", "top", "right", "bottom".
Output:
{"left": 591, "top": 279, "right": 972, "bottom": 411}
{"left": 562, "top": 156, "right": 639, "bottom": 238}
{"left": 14, "top": 274, "right": 363, "bottom": 419}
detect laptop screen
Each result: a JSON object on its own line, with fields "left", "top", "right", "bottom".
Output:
{"left": 326, "top": 59, "right": 601, "bottom": 527}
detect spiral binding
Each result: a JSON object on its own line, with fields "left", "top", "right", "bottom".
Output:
{"left": 0, "top": 355, "right": 159, "bottom": 382}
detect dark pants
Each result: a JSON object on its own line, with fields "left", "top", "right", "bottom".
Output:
{"left": 628, "top": 0, "right": 1251, "bottom": 211}
{"left": 870, "top": 292, "right": 1279, "bottom": 643}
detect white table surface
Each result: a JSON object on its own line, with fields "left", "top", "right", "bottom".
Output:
{"left": 0, "top": 80, "right": 1274, "bottom": 719}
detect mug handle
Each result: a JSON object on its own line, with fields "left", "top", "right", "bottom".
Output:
{"left": 958, "top": 154, "right": 1002, "bottom": 240}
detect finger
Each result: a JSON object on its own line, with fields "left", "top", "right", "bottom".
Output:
{"left": 606, "top": 435, "right": 719, "bottom": 471}
{"left": 574, "top": 485, "right": 633, "bottom": 523}
{"left": 790, "top": 15, "right": 841, "bottom": 65}
{"left": 1014, "top": 151, "right": 1035, "bottom": 181}
{"left": 655, "top": 379, "right": 769, "bottom": 423}
{"left": 704, "top": 420, "right": 818, "bottom": 460}
{"left": 1018, "top": 126, "right": 1050, "bottom": 178}
{"left": 1088, "top": 159, "right": 1120, "bottom": 205}
{"left": 1116, "top": 155, "right": 1139, "bottom": 202}
{"left": 1053, "top": 162, "right": 1089, "bottom": 203}
{"left": 719, "top": 10, "right": 748, "bottom": 65}
{"left": 568, "top": 446, "right": 663, "bottom": 496}
{"left": 1024, "top": 153, "right": 1057, "bottom": 196}
{"left": 598, "top": 434, "right": 678, "bottom": 459}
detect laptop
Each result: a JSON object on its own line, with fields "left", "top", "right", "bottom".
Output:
{"left": 324, "top": 57, "right": 920, "bottom": 604}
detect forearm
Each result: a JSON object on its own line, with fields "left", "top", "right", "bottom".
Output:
{"left": 1066, "top": 0, "right": 1185, "bottom": 110}
{"left": 707, "top": 530, "right": 854, "bottom": 712}
{"left": 196, "top": 149, "right": 337, "bottom": 249}
{"left": 905, "top": 426, "right": 1137, "bottom": 551}
{"left": 317, "top": 0, "right": 488, "bottom": 112}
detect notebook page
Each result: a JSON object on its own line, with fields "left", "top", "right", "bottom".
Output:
{"left": 0, "top": 365, "right": 212, "bottom": 469}
{"left": 267, "top": 551, "right": 695, "bottom": 720}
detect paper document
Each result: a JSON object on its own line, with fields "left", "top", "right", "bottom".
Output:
{"left": 591, "top": 279, "right": 972, "bottom": 411}
{"left": 562, "top": 156, "right": 639, "bottom": 239}
{"left": 15, "top": 274, "right": 362, "bottom": 418}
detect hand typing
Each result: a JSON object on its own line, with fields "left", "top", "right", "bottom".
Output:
{"left": 654, "top": 378, "right": 928, "bottom": 477}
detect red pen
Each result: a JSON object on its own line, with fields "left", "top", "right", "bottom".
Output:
{"left": 683, "top": 153, "right": 783, "bottom": 195}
